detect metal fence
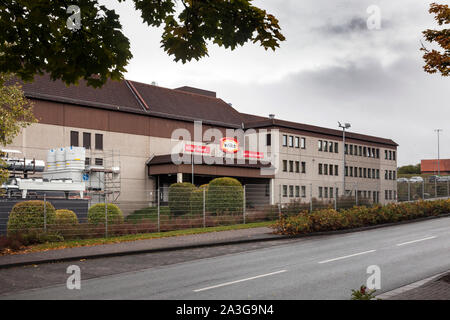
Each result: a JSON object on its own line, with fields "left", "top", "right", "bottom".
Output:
{"left": 397, "top": 179, "right": 450, "bottom": 201}
{"left": 0, "top": 185, "right": 275, "bottom": 240}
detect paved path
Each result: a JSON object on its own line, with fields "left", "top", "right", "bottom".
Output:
{"left": 1, "top": 216, "right": 449, "bottom": 299}
{"left": 0, "top": 227, "right": 278, "bottom": 268}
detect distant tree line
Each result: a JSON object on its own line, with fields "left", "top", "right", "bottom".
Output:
{"left": 398, "top": 164, "right": 421, "bottom": 175}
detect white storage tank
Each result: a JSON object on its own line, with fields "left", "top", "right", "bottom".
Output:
{"left": 46, "top": 149, "right": 56, "bottom": 171}
{"left": 55, "top": 147, "right": 66, "bottom": 170}
{"left": 65, "top": 146, "right": 85, "bottom": 170}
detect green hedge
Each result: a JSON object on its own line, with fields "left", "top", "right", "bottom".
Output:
{"left": 206, "top": 177, "right": 243, "bottom": 215}
{"left": 55, "top": 209, "right": 79, "bottom": 226}
{"left": 126, "top": 206, "right": 170, "bottom": 223}
{"left": 189, "top": 185, "right": 208, "bottom": 216}
{"left": 88, "top": 203, "right": 124, "bottom": 225}
{"left": 168, "top": 182, "right": 196, "bottom": 216}
{"left": 7, "top": 200, "right": 56, "bottom": 234}
{"left": 274, "top": 199, "right": 450, "bottom": 235}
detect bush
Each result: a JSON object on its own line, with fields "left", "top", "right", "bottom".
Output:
{"left": 190, "top": 185, "right": 208, "bottom": 216}
{"left": 54, "top": 209, "right": 79, "bottom": 227}
{"left": 274, "top": 199, "right": 450, "bottom": 235}
{"left": 126, "top": 206, "right": 170, "bottom": 223}
{"left": 88, "top": 203, "right": 124, "bottom": 225}
{"left": 168, "top": 182, "right": 196, "bottom": 216}
{"left": 206, "top": 177, "right": 244, "bottom": 215}
{"left": 7, "top": 200, "right": 56, "bottom": 235}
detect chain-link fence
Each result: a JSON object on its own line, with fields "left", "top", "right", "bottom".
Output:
{"left": 0, "top": 184, "right": 276, "bottom": 241}
{"left": 397, "top": 179, "right": 450, "bottom": 201}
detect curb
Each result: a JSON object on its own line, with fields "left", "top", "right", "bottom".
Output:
{"left": 0, "top": 213, "right": 449, "bottom": 269}
{"left": 376, "top": 271, "right": 448, "bottom": 299}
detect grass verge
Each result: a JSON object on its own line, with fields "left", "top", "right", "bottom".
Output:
{"left": 18, "top": 221, "right": 276, "bottom": 254}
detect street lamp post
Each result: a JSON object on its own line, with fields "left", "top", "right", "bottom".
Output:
{"left": 339, "top": 122, "right": 351, "bottom": 196}
{"left": 435, "top": 129, "right": 442, "bottom": 176}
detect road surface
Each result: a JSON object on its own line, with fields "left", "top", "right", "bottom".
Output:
{"left": 1, "top": 216, "right": 449, "bottom": 299}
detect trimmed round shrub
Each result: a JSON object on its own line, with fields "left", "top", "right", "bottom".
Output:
{"left": 55, "top": 209, "right": 79, "bottom": 226}
{"left": 88, "top": 203, "right": 124, "bottom": 225}
{"left": 189, "top": 185, "right": 208, "bottom": 216}
{"left": 7, "top": 200, "right": 56, "bottom": 235}
{"left": 168, "top": 182, "right": 196, "bottom": 216}
{"left": 206, "top": 177, "right": 244, "bottom": 215}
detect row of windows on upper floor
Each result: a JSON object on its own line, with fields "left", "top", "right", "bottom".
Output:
{"left": 70, "top": 130, "right": 104, "bottom": 165}
{"left": 278, "top": 134, "right": 306, "bottom": 149}
{"left": 344, "top": 144, "right": 396, "bottom": 161}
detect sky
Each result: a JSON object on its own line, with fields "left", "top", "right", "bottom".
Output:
{"left": 101, "top": 0, "right": 449, "bottom": 167}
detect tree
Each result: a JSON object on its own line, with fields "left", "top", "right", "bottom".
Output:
{"left": 398, "top": 164, "right": 421, "bottom": 175}
{"left": 0, "top": 0, "right": 285, "bottom": 88}
{"left": 422, "top": 3, "right": 450, "bottom": 76}
{"left": 0, "top": 73, "right": 36, "bottom": 185}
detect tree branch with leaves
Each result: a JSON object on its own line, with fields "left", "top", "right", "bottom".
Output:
{"left": 422, "top": 3, "right": 450, "bottom": 76}
{"left": 0, "top": 0, "right": 285, "bottom": 88}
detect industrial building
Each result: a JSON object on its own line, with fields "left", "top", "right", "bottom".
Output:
{"left": 4, "top": 74, "right": 398, "bottom": 207}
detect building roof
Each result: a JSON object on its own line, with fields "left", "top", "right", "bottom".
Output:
{"left": 147, "top": 154, "right": 271, "bottom": 169}
{"left": 421, "top": 159, "right": 450, "bottom": 173}
{"left": 17, "top": 74, "right": 397, "bottom": 147}
{"left": 241, "top": 113, "right": 398, "bottom": 147}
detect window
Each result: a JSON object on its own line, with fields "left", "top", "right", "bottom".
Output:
{"left": 329, "top": 164, "right": 333, "bottom": 176}
{"left": 376, "top": 149, "right": 380, "bottom": 158}
{"left": 394, "top": 191, "right": 397, "bottom": 200}
{"left": 354, "top": 167, "right": 358, "bottom": 177}
{"left": 335, "top": 165, "right": 339, "bottom": 176}
{"left": 301, "top": 162, "right": 306, "bottom": 173}
{"left": 289, "top": 136, "right": 294, "bottom": 147}
{"left": 289, "top": 185, "right": 294, "bottom": 197}
{"left": 329, "top": 142, "right": 333, "bottom": 153}
{"left": 330, "top": 187, "right": 334, "bottom": 198}
{"left": 85, "top": 157, "right": 90, "bottom": 166}
{"left": 324, "top": 187, "right": 328, "bottom": 198}
{"left": 345, "top": 144, "right": 348, "bottom": 154}
{"left": 283, "top": 160, "right": 287, "bottom": 172}
{"left": 301, "top": 137, "right": 306, "bottom": 149}
{"left": 318, "top": 140, "right": 323, "bottom": 151}
{"left": 295, "top": 161, "right": 300, "bottom": 173}
{"left": 385, "top": 190, "right": 388, "bottom": 200}
{"left": 385, "top": 150, "right": 388, "bottom": 159}
{"left": 372, "top": 148, "right": 376, "bottom": 158}
{"left": 319, "top": 163, "right": 323, "bottom": 175}
{"left": 319, "top": 187, "right": 323, "bottom": 198}
{"left": 95, "top": 158, "right": 103, "bottom": 166}
{"left": 359, "top": 146, "right": 362, "bottom": 156}
{"left": 324, "top": 141, "right": 328, "bottom": 152}
{"left": 350, "top": 144, "right": 353, "bottom": 155}
{"left": 83, "top": 132, "right": 91, "bottom": 149}
{"left": 95, "top": 134, "right": 103, "bottom": 150}
{"left": 385, "top": 170, "right": 388, "bottom": 180}
{"left": 70, "top": 131, "right": 79, "bottom": 147}
{"left": 389, "top": 151, "right": 392, "bottom": 160}
{"left": 389, "top": 190, "right": 393, "bottom": 200}
{"left": 289, "top": 160, "right": 294, "bottom": 172}
{"left": 283, "top": 135, "right": 287, "bottom": 146}
{"left": 393, "top": 151, "right": 396, "bottom": 161}
{"left": 393, "top": 171, "right": 396, "bottom": 180}
{"left": 295, "top": 186, "right": 300, "bottom": 197}
{"left": 389, "top": 171, "right": 392, "bottom": 180}
{"left": 295, "top": 136, "right": 299, "bottom": 148}
{"left": 368, "top": 168, "right": 371, "bottom": 178}
{"left": 363, "top": 147, "right": 367, "bottom": 157}
{"left": 364, "top": 168, "right": 367, "bottom": 178}
{"left": 266, "top": 133, "right": 271, "bottom": 146}
{"left": 301, "top": 186, "right": 306, "bottom": 198}
{"left": 283, "top": 185, "right": 288, "bottom": 197}
{"left": 376, "top": 169, "right": 380, "bottom": 179}
{"left": 334, "top": 142, "right": 338, "bottom": 153}
{"left": 324, "top": 164, "right": 328, "bottom": 175}
{"left": 345, "top": 166, "right": 348, "bottom": 176}
{"left": 372, "top": 169, "right": 376, "bottom": 179}
{"left": 359, "top": 167, "right": 362, "bottom": 177}
{"left": 350, "top": 166, "right": 353, "bottom": 177}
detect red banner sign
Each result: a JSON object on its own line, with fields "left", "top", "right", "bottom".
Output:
{"left": 185, "top": 144, "right": 211, "bottom": 154}
{"left": 244, "top": 151, "right": 264, "bottom": 159}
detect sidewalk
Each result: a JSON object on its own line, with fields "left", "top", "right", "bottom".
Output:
{"left": 0, "top": 227, "right": 281, "bottom": 269}
{"left": 377, "top": 271, "right": 450, "bottom": 300}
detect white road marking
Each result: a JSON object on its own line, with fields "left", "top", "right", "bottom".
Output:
{"left": 193, "top": 270, "right": 287, "bottom": 292}
{"left": 396, "top": 236, "right": 437, "bottom": 247}
{"left": 318, "top": 250, "right": 376, "bottom": 264}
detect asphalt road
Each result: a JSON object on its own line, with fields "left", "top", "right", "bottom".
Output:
{"left": 1, "top": 217, "right": 449, "bottom": 299}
